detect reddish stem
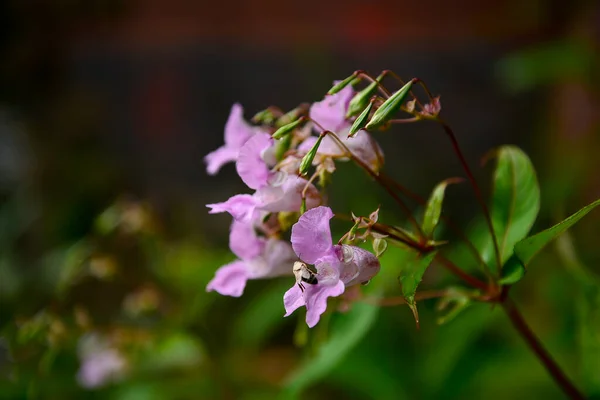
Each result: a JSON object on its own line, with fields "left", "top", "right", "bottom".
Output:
{"left": 438, "top": 121, "right": 503, "bottom": 275}
{"left": 501, "top": 298, "right": 585, "bottom": 400}
{"left": 436, "top": 255, "right": 488, "bottom": 291}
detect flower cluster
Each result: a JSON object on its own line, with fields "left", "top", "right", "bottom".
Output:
{"left": 204, "top": 84, "right": 383, "bottom": 326}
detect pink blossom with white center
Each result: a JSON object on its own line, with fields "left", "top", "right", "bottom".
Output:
{"left": 283, "top": 206, "right": 380, "bottom": 327}
{"left": 206, "top": 218, "right": 297, "bottom": 297}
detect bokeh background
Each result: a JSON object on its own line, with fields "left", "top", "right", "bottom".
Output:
{"left": 1, "top": 0, "right": 599, "bottom": 399}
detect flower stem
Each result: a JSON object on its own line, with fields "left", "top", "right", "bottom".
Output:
{"left": 322, "top": 130, "right": 426, "bottom": 240}
{"left": 379, "top": 170, "right": 493, "bottom": 277}
{"left": 437, "top": 120, "right": 503, "bottom": 276}
{"left": 501, "top": 297, "right": 585, "bottom": 400}
{"left": 436, "top": 255, "right": 488, "bottom": 291}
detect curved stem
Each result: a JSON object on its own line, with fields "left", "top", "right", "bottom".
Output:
{"left": 379, "top": 170, "right": 493, "bottom": 277}
{"left": 438, "top": 121, "right": 503, "bottom": 276}
{"left": 436, "top": 255, "right": 488, "bottom": 291}
{"left": 356, "top": 71, "right": 392, "bottom": 98}
{"left": 502, "top": 297, "right": 585, "bottom": 400}
{"left": 321, "top": 130, "right": 426, "bottom": 240}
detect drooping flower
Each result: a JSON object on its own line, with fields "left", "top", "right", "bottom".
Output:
{"left": 77, "top": 333, "right": 127, "bottom": 389}
{"left": 205, "top": 103, "right": 265, "bottom": 175}
{"left": 283, "top": 206, "right": 380, "bottom": 327}
{"left": 206, "top": 218, "right": 297, "bottom": 297}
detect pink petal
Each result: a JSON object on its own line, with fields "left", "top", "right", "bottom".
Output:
{"left": 291, "top": 206, "right": 334, "bottom": 264}
{"left": 262, "top": 239, "right": 297, "bottom": 277}
{"left": 236, "top": 133, "right": 273, "bottom": 190}
{"left": 206, "top": 260, "right": 250, "bottom": 297}
{"left": 224, "top": 103, "right": 257, "bottom": 148}
{"left": 207, "top": 194, "right": 257, "bottom": 222}
{"left": 244, "top": 239, "right": 296, "bottom": 279}
{"left": 339, "top": 246, "right": 381, "bottom": 287}
{"left": 304, "top": 280, "right": 345, "bottom": 328}
{"left": 309, "top": 84, "right": 354, "bottom": 132}
{"left": 283, "top": 285, "right": 305, "bottom": 317}
{"left": 229, "top": 220, "right": 265, "bottom": 260}
{"left": 256, "top": 175, "right": 321, "bottom": 214}
{"left": 204, "top": 146, "right": 238, "bottom": 175}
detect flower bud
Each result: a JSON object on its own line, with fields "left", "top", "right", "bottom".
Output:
{"left": 272, "top": 117, "right": 304, "bottom": 139}
{"left": 346, "top": 72, "right": 384, "bottom": 118}
{"left": 348, "top": 101, "right": 374, "bottom": 137}
{"left": 252, "top": 108, "right": 278, "bottom": 125}
{"left": 298, "top": 134, "right": 324, "bottom": 176}
{"left": 366, "top": 79, "right": 414, "bottom": 130}
{"left": 327, "top": 73, "right": 359, "bottom": 95}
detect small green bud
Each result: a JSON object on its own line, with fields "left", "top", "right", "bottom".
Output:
{"left": 373, "top": 237, "right": 388, "bottom": 258}
{"left": 252, "top": 108, "right": 278, "bottom": 125}
{"left": 346, "top": 72, "right": 384, "bottom": 118}
{"left": 299, "top": 134, "right": 324, "bottom": 176}
{"left": 275, "top": 104, "right": 308, "bottom": 127}
{"left": 274, "top": 132, "right": 293, "bottom": 161}
{"left": 348, "top": 101, "right": 374, "bottom": 137}
{"left": 272, "top": 117, "right": 304, "bottom": 139}
{"left": 327, "top": 73, "right": 359, "bottom": 95}
{"left": 366, "top": 79, "right": 414, "bottom": 130}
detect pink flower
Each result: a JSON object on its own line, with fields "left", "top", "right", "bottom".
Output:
{"left": 204, "top": 104, "right": 265, "bottom": 175}
{"left": 309, "top": 84, "right": 355, "bottom": 132}
{"left": 206, "top": 218, "right": 297, "bottom": 297}
{"left": 283, "top": 206, "right": 380, "bottom": 327}
{"left": 77, "top": 333, "right": 127, "bottom": 389}
{"left": 207, "top": 132, "right": 321, "bottom": 221}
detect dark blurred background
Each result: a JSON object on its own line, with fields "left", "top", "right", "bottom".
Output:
{"left": 1, "top": 1, "right": 599, "bottom": 399}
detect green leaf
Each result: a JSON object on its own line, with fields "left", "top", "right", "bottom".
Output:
{"left": 481, "top": 146, "right": 540, "bottom": 268}
{"left": 348, "top": 101, "right": 374, "bottom": 137}
{"left": 346, "top": 72, "right": 384, "bottom": 118}
{"left": 282, "top": 302, "right": 379, "bottom": 397}
{"left": 299, "top": 134, "right": 324, "bottom": 176}
{"left": 554, "top": 233, "right": 600, "bottom": 395}
{"left": 327, "top": 74, "right": 359, "bottom": 95}
{"left": 514, "top": 198, "right": 600, "bottom": 266}
{"left": 422, "top": 178, "right": 460, "bottom": 238}
{"left": 365, "top": 80, "right": 414, "bottom": 130}
{"left": 272, "top": 118, "right": 304, "bottom": 139}
{"left": 398, "top": 249, "right": 438, "bottom": 305}
{"left": 498, "top": 254, "right": 526, "bottom": 285}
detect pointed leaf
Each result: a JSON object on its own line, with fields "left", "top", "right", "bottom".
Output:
{"left": 348, "top": 101, "right": 374, "bottom": 137}
{"left": 398, "top": 249, "right": 438, "bottom": 305}
{"left": 480, "top": 146, "right": 540, "bottom": 268}
{"left": 514, "top": 198, "right": 600, "bottom": 266}
{"left": 422, "top": 178, "right": 461, "bottom": 238}
{"left": 365, "top": 80, "right": 414, "bottom": 129}
{"left": 498, "top": 254, "right": 526, "bottom": 285}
